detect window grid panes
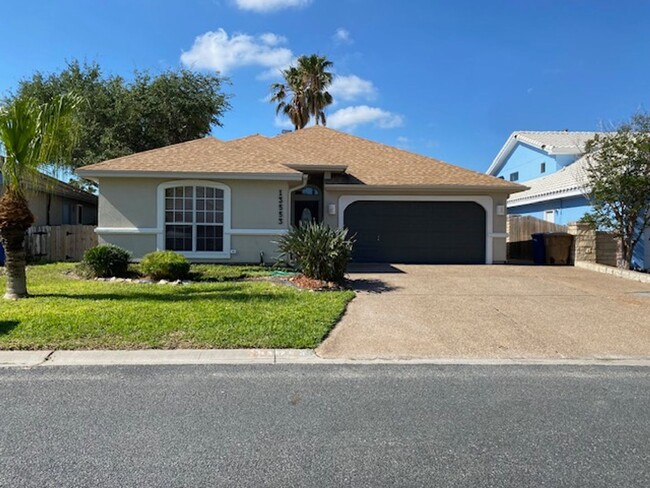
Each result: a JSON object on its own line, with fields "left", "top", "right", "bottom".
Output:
{"left": 164, "top": 186, "right": 225, "bottom": 253}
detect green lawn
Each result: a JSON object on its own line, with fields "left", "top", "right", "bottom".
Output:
{"left": 0, "top": 264, "right": 354, "bottom": 350}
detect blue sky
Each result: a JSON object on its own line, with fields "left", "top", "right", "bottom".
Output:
{"left": 2, "top": 0, "right": 650, "bottom": 172}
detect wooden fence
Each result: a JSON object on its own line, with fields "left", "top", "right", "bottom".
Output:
{"left": 507, "top": 215, "right": 568, "bottom": 243}
{"left": 25, "top": 225, "right": 97, "bottom": 262}
{"left": 506, "top": 215, "right": 568, "bottom": 261}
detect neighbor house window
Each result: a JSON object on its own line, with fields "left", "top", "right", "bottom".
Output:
{"left": 164, "top": 185, "right": 224, "bottom": 252}
{"left": 76, "top": 204, "right": 83, "bottom": 224}
{"left": 509, "top": 172, "right": 519, "bottom": 182}
{"left": 540, "top": 162, "right": 546, "bottom": 174}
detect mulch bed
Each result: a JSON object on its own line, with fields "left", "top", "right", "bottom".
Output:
{"left": 288, "top": 274, "right": 340, "bottom": 291}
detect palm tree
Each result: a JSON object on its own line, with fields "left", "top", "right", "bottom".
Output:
{"left": 270, "top": 66, "right": 310, "bottom": 130}
{"left": 270, "top": 54, "right": 333, "bottom": 129}
{"left": 297, "top": 54, "right": 333, "bottom": 126}
{"left": 0, "top": 94, "right": 82, "bottom": 299}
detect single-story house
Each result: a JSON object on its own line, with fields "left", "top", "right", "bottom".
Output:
{"left": 77, "top": 126, "right": 525, "bottom": 264}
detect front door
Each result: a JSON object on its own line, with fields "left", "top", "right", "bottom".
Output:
{"left": 294, "top": 200, "right": 320, "bottom": 227}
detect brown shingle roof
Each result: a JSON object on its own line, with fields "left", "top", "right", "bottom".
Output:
{"left": 78, "top": 126, "right": 524, "bottom": 190}
{"left": 77, "top": 137, "right": 300, "bottom": 176}
{"left": 272, "top": 127, "right": 523, "bottom": 189}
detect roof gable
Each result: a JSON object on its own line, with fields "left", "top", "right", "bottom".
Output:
{"left": 487, "top": 130, "right": 601, "bottom": 176}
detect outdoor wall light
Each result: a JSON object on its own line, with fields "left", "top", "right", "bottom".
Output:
{"left": 328, "top": 203, "right": 337, "bottom": 215}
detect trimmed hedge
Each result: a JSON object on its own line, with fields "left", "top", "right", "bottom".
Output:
{"left": 81, "top": 244, "right": 131, "bottom": 278}
{"left": 140, "top": 251, "right": 190, "bottom": 281}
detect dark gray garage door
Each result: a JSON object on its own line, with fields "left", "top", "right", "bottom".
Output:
{"left": 344, "top": 201, "right": 486, "bottom": 264}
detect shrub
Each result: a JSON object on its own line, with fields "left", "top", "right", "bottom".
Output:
{"left": 140, "top": 251, "right": 190, "bottom": 281}
{"left": 81, "top": 244, "right": 131, "bottom": 278}
{"left": 277, "top": 222, "right": 355, "bottom": 283}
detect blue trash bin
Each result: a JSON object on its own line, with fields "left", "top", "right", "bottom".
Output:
{"left": 0, "top": 242, "right": 4, "bottom": 266}
{"left": 531, "top": 233, "right": 546, "bottom": 265}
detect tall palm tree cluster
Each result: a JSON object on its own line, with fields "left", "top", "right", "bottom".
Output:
{"left": 270, "top": 54, "right": 333, "bottom": 130}
{"left": 0, "top": 94, "right": 82, "bottom": 298}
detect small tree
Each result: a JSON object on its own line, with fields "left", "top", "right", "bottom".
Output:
{"left": 0, "top": 94, "right": 82, "bottom": 298}
{"left": 583, "top": 114, "right": 650, "bottom": 269}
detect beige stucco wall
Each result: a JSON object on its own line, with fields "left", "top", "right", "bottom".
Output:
{"left": 99, "top": 233, "right": 158, "bottom": 259}
{"left": 96, "top": 175, "right": 513, "bottom": 264}
{"left": 98, "top": 177, "right": 290, "bottom": 229}
{"left": 96, "top": 177, "right": 292, "bottom": 263}
{"left": 323, "top": 187, "right": 510, "bottom": 264}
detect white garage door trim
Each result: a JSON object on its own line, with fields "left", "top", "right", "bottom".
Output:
{"left": 338, "top": 195, "right": 494, "bottom": 264}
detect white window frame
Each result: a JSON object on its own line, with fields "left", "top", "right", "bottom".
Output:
{"left": 156, "top": 180, "right": 231, "bottom": 259}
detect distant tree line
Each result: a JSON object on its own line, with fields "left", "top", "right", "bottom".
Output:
{"left": 11, "top": 60, "right": 231, "bottom": 169}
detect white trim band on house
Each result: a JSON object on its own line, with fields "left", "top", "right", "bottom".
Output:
{"left": 230, "top": 229, "right": 288, "bottom": 236}
{"left": 336, "top": 194, "right": 495, "bottom": 264}
{"left": 95, "top": 227, "right": 288, "bottom": 236}
{"left": 95, "top": 227, "right": 160, "bottom": 234}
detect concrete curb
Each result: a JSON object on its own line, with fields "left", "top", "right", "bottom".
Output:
{"left": 1, "top": 349, "right": 650, "bottom": 367}
{"left": 575, "top": 261, "right": 650, "bottom": 284}
{"left": 0, "top": 351, "right": 53, "bottom": 368}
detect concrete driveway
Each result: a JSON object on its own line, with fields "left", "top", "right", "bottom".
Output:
{"left": 317, "top": 265, "right": 650, "bottom": 359}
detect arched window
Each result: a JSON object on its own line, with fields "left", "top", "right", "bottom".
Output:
{"left": 159, "top": 182, "right": 230, "bottom": 254}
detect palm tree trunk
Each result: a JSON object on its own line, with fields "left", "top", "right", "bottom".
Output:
{"left": 0, "top": 228, "right": 29, "bottom": 299}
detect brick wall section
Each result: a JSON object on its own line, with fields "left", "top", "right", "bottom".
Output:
{"left": 567, "top": 222, "right": 618, "bottom": 266}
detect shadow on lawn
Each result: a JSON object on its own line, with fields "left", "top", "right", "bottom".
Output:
{"left": 0, "top": 321, "right": 19, "bottom": 335}
{"left": 35, "top": 285, "right": 289, "bottom": 303}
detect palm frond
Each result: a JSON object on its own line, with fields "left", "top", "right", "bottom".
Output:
{"left": 0, "top": 93, "right": 82, "bottom": 196}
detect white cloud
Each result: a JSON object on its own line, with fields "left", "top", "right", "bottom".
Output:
{"left": 329, "top": 75, "right": 377, "bottom": 101}
{"left": 180, "top": 28, "right": 294, "bottom": 74}
{"left": 235, "top": 0, "right": 312, "bottom": 12}
{"left": 333, "top": 28, "right": 352, "bottom": 44}
{"left": 274, "top": 115, "right": 294, "bottom": 129}
{"left": 259, "top": 33, "right": 286, "bottom": 45}
{"left": 328, "top": 105, "right": 404, "bottom": 130}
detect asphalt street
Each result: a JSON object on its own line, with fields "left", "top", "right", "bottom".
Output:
{"left": 0, "top": 364, "right": 648, "bottom": 487}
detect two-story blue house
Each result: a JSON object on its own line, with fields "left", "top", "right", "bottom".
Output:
{"left": 487, "top": 130, "right": 648, "bottom": 269}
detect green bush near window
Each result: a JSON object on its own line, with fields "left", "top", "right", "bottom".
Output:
{"left": 277, "top": 222, "right": 355, "bottom": 283}
{"left": 140, "top": 251, "right": 191, "bottom": 281}
{"left": 80, "top": 244, "right": 131, "bottom": 278}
